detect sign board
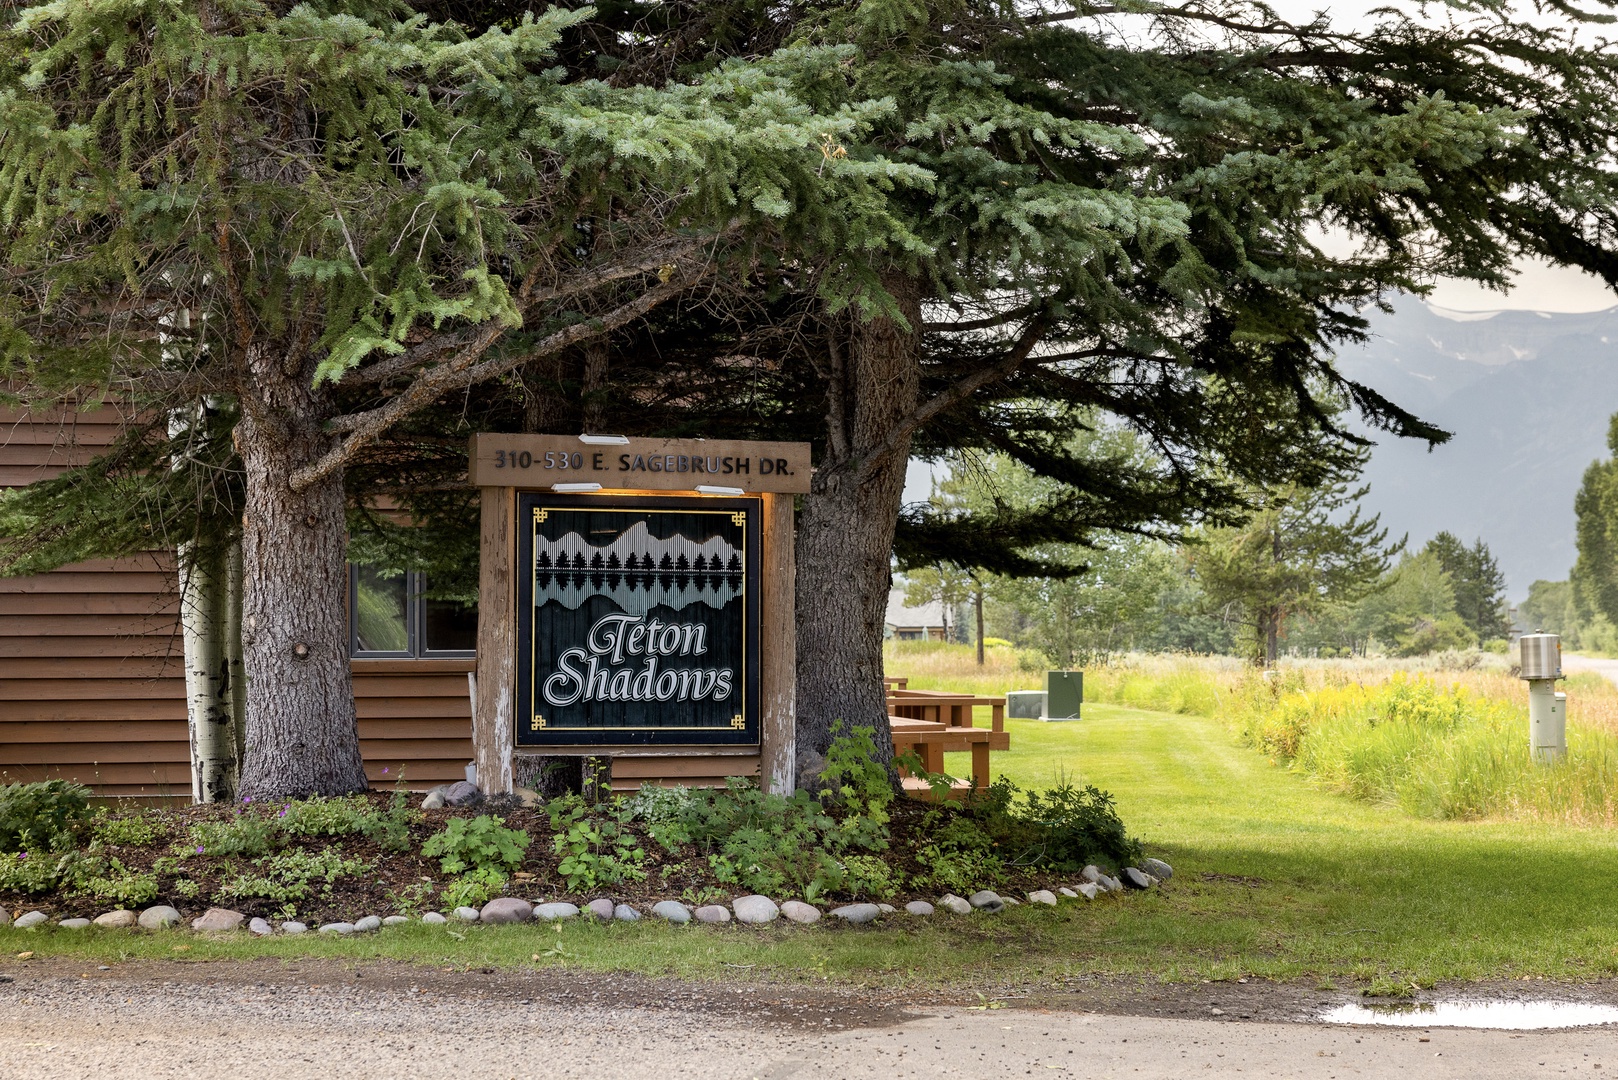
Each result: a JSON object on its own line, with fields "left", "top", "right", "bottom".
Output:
{"left": 469, "top": 434, "right": 811, "bottom": 493}
{"left": 470, "top": 432, "right": 807, "bottom": 797}
{"left": 516, "top": 494, "right": 760, "bottom": 747}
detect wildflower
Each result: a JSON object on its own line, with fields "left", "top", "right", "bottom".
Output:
{"left": 196, "top": 845, "right": 204, "bottom": 854}
{"left": 382, "top": 768, "right": 389, "bottom": 775}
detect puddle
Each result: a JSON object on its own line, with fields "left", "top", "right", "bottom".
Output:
{"left": 1321, "top": 999, "right": 1618, "bottom": 1030}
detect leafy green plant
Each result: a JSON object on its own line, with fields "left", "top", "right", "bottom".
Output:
{"left": 0, "top": 850, "right": 67, "bottom": 893}
{"left": 172, "top": 877, "right": 202, "bottom": 899}
{"left": 215, "top": 847, "right": 375, "bottom": 904}
{"left": 840, "top": 854, "right": 901, "bottom": 900}
{"left": 547, "top": 796, "right": 647, "bottom": 892}
{"left": 441, "top": 867, "right": 508, "bottom": 909}
{"left": 818, "top": 723, "right": 895, "bottom": 850}
{"left": 0, "top": 780, "right": 91, "bottom": 853}
{"left": 67, "top": 856, "right": 159, "bottom": 907}
{"left": 184, "top": 814, "right": 277, "bottom": 858}
{"left": 915, "top": 842, "right": 1006, "bottom": 894}
{"left": 276, "top": 795, "right": 377, "bottom": 838}
{"left": 365, "top": 787, "right": 421, "bottom": 853}
{"left": 421, "top": 815, "right": 529, "bottom": 875}
{"left": 385, "top": 881, "right": 436, "bottom": 916}
{"left": 92, "top": 812, "right": 164, "bottom": 847}
{"left": 275, "top": 791, "right": 419, "bottom": 853}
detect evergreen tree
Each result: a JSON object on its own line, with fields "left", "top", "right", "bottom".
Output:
{"left": 1574, "top": 414, "right": 1618, "bottom": 632}
{"left": 1423, "top": 532, "right": 1510, "bottom": 642}
{"left": 0, "top": 1, "right": 916, "bottom": 798}
{"left": 1193, "top": 461, "right": 1399, "bottom": 666}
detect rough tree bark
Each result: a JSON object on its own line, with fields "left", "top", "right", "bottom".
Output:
{"left": 794, "top": 273, "right": 922, "bottom": 787}
{"left": 236, "top": 345, "right": 369, "bottom": 800}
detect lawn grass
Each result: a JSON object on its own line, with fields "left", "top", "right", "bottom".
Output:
{"left": 8, "top": 692, "right": 1618, "bottom": 991}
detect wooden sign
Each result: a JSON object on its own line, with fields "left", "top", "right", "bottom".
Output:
{"left": 515, "top": 494, "right": 760, "bottom": 747}
{"left": 469, "top": 434, "right": 812, "bottom": 493}
{"left": 470, "top": 433, "right": 807, "bottom": 797}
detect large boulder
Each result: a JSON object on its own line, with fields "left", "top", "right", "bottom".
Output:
{"left": 780, "top": 901, "right": 820, "bottom": 924}
{"left": 651, "top": 901, "right": 691, "bottom": 924}
{"left": 138, "top": 906, "right": 181, "bottom": 930}
{"left": 829, "top": 904, "right": 881, "bottom": 924}
{"left": 443, "top": 781, "right": 483, "bottom": 807}
{"left": 479, "top": 898, "right": 534, "bottom": 924}
{"left": 191, "top": 908, "right": 245, "bottom": 932}
{"left": 732, "top": 896, "right": 779, "bottom": 925}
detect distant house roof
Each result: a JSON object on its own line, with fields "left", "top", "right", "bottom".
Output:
{"left": 885, "top": 588, "right": 947, "bottom": 631}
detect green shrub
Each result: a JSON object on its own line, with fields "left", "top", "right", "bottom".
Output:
{"left": 67, "top": 855, "right": 159, "bottom": 907}
{"left": 276, "top": 796, "right": 377, "bottom": 838}
{"left": 547, "top": 796, "right": 646, "bottom": 892}
{"left": 215, "top": 847, "right": 376, "bottom": 905}
{"left": 92, "top": 811, "right": 165, "bottom": 847}
{"left": 0, "top": 780, "right": 92, "bottom": 853}
{"left": 915, "top": 841, "right": 1005, "bottom": 894}
{"left": 184, "top": 814, "right": 277, "bottom": 858}
{"left": 422, "top": 815, "right": 529, "bottom": 875}
{"left": 840, "top": 854, "right": 901, "bottom": 900}
{"left": 0, "top": 849, "right": 68, "bottom": 893}
{"left": 817, "top": 723, "right": 895, "bottom": 850}
{"left": 441, "top": 867, "right": 508, "bottom": 909}
{"left": 914, "top": 776, "right": 1139, "bottom": 883}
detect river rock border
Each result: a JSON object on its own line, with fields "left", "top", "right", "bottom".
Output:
{"left": 2, "top": 861, "right": 1171, "bottom": 934}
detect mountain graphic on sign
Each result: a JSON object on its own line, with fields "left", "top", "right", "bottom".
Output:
{"left": 533, "top": 520, "right": 742, "bottom": 612}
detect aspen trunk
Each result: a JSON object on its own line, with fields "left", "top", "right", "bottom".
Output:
{"left": 794, "top": 274, "right": 921, "bottom": 786}
{"left": 181, "top": 541, "right": 238, "bottom": 804}
{"left": 236, "top": 360, "right": 368, "bottom": 800}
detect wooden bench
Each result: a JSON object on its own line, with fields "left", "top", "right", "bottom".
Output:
{"left": 888, "top": 715, "right": 1010, "bottom": 798}
{"left": 883, "top": 676, "right": 909, "bottom": 691}
{"left": 886, "top": 689, "right": 1005, "bottom": 732}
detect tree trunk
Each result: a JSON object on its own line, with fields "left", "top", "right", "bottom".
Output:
{"left": 1259, "top": 609, "right": 1281, "bottom": 668}
{"left": 975, "top": 583, "right": 985, "bottom": 666}
{"left": 180, "top": 540, "right": 238, "bottom": 804}
{"left": 236, "top": 355, "right": 369, "bottom": 800}
{"left": 794, "top": 273, "right": 922, "bottom": 788}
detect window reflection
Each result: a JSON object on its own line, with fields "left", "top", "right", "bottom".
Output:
{"left": 350, "top": 566, "right": 477, "bottom": 657}
{"left": 354, "top": 566, "right": 409, "bottom": 653}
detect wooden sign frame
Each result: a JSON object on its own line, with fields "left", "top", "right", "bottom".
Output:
{"left": 470, "top": 434, "right": 807, "bottom": 796}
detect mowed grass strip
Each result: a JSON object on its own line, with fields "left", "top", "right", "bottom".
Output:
{"left": 7, "top": 703, "right": 1618, "bottom": 989}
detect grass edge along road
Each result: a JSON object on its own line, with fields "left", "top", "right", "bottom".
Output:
{"left": 10, "top": 703, "right": 1618, "bottom": 992}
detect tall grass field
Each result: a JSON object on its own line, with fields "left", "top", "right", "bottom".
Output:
{"left": 885, "top": 641, "right": 1618, "bottom": 825}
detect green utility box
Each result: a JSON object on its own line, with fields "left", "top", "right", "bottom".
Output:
{"left": 1044, "top": 670, "right": 1083, "bottom": 721}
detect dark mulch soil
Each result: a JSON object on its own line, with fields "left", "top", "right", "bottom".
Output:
{"left": 1, "top": 791, "right": 1064, "bottom": 926}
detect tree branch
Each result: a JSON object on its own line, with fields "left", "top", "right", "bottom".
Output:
{"left": 852, "top": 314, "right": 1050, "bottom": 482}
{"left": 290, "top": 272, "right": 711, "bottom": 491}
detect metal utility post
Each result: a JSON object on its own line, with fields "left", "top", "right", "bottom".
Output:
{"left": 1520, "top": 632, "right": 1566, "bottom": 764}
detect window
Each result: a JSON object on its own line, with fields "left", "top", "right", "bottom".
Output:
{"left": 349, "top": 566, "right": 477, "bottom": 657}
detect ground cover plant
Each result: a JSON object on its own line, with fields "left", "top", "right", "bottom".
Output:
{"left": 0, "top": 732, "right": 1145, "bottom": 928}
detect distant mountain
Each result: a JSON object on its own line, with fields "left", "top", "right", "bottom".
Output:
{"left": 1334, "top": 301, "right": 1618, "bottom": 598}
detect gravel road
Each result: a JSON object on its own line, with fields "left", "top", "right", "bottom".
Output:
{"left": 3, "top": 959, "right": 1618, "bottom": 1079}
{"left": 1562, "top": 652, "right": 1618, "bottom": 686}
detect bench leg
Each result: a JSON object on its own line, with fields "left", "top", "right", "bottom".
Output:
{"left": 922, "top": 742, "right": 946, "bottom": 775}
{"left": 971, "top": 742, "right": 990, "bottom": 790}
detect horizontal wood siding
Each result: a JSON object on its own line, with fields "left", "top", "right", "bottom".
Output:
{"left": 608, "top": 755, "right": 760, "bottom": 792}
{"left": 351, "top": 659, "right": 474, "bottom": 788}
{"left": 0, "top": 408, "right": 759, "bottom": 798}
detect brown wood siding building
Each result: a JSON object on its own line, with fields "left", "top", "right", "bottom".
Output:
{"left": 0, "top": 407, "right": 474, "bottom": 798}
{"left": 0, "top": 408, "right": 754, "bottom": 796}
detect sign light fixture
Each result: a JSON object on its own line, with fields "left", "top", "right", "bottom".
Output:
{"left": 696, "top": 485, "right": 747, "bottom": 496}
{"left": 551, "top": 482, "right": 603, "bottom": 493}
{"left": 578, "top": 434, "right": 630, "bottom": 445}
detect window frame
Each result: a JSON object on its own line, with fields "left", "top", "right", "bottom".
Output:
{"left": 348, "top": 566, "right": 476, "bottom": 659}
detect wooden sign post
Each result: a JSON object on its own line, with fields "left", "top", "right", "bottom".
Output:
{"left": 469, "top": 435, "right": 811, "bottom": 797}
